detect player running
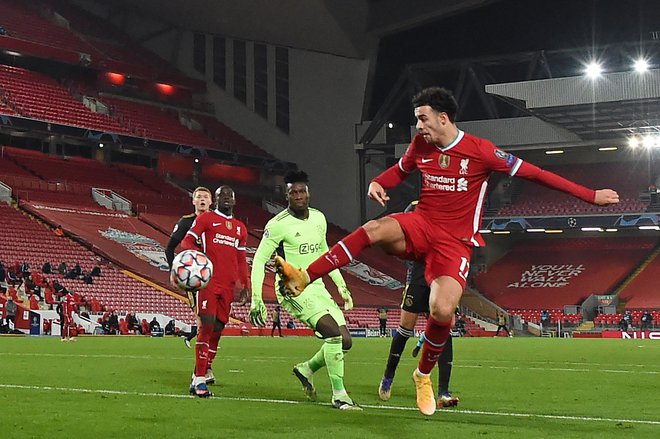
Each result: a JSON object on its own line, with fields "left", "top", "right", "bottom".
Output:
{"left": 181, "top": 185, "right": 250, "bottom": 397}
{"left": 275, "top": 86, "right": 619, "bottom": 415}
{"left": 249, "top": 170, "right": 360, "bottom": 410}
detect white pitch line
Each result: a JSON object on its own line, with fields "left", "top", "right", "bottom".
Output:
{"left": 1, "top": 352, "right": 657, "bottom": 375}
{"left": 1, "top": 384, "right": 659, "bottom": 426}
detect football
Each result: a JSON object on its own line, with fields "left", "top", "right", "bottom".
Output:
{"left": 170, "top": 250, "right": 213, "bottom": 291}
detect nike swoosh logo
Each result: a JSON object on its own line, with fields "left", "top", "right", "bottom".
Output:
{"left": 212, "top": 223, "right": 223, "bottom": 226}
{"left": 421, "top": 158, "right": 433, "bottom": 163}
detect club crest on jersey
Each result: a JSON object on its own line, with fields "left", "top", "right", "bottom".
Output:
{"left": 460, "top": 158, "right": 469, "bottom": 175}
{"left": 226, "top": 221, "right": 233, "bottom": 230}
{"left": 439, "top": 154, "right": 451, "bottom": 169}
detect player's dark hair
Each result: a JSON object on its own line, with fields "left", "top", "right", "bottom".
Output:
{"left": 284, "top": 170, "right": 309, "bottom": 185}
{"left": 412, "top": 87, "right": 458, "bottom": 122}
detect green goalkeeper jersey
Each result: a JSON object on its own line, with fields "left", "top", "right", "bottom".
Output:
{"left": 251, "top": 207, "right": 347, "bottom": 300}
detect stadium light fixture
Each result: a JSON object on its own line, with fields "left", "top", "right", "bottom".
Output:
{"left": 633, "top": 58, "right": 649, "bottom": 73}
{"left": 194, "top": 158, "right": 200, "bottom": 163}
{"left": 628, "top": 137, "right": 639, "bottom": 149}
{"left": 98, "top": 143, "right": 104, "bottom": 148}
{"left": 584, "top": 61, "right": 602, "bottom": 79}
{"left": 156, "top": 83, "right": 175, "bottom": 95}
{"left": 598, "top": 146, "right": 617, "bottom": 152}
{"left": 387, "top": 122, "right": 394, "bottom": 129}
{"left": 642, "top": 135, "right": 655, "bottom": 149}
{"left": 106, "top": 72, "right": 126, "bottom": 86}
{"left": 545, "top": 150, "right": 564, "bottom": 155}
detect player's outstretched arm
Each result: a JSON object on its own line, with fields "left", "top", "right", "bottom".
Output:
{"left": 594, "top": 189, "right": 619, "bottom": 205}
{"left": 368, "top": 181, "right": 390, "bottom": 207}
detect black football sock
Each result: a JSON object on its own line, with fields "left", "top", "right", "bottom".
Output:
{"left": 438, "top": 335, "right": 453, "bottom": 394}
{"left": 383, "top": 326, "right": 415, "bottom": 379}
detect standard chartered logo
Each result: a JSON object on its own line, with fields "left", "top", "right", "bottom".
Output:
{"left": 457, "top": 177, "right": 468, "bottom": 191}
{"left": 423, "top": 173, "right": 469, "bottom": 192}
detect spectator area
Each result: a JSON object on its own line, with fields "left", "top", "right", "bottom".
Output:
{"left": 0, "top": 203, "right": 193, "bottom": 323}
{"left": 474, "top": 237, "right": 658, "bottom": 309}
{"left": 497, "top": 162, "right": 650, "bottom": 216}
{"left": 619, "top": 248, "right": 660, "bottom": 308}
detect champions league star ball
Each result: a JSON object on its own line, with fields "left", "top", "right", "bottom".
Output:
{"left": 170, "top": 250, "right": 213, "bottom": 291}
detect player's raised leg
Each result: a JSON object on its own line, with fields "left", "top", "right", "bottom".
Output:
{"left": 275, "top": 217, "right": 405, "bottom": 296}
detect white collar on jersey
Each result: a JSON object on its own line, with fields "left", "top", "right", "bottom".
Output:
{"left": 214, "top": 209, "right": 234, "bottom": 219}
{"left": 437, "top": 129, "right": 464, "bottom": 152}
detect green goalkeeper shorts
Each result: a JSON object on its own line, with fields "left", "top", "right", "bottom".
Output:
{"left": 276, "top": 282, "right": 346, "bottom": 330}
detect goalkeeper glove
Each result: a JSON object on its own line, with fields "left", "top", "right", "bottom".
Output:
{"left": 339, "top": 286, "right": 353, "bottom": 311}
{"left": 249, "top": 297, "right": 268, "bottom": 327}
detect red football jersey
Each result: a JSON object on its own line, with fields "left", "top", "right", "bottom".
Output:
{"left": 63, "top": 294, "right": 76, "bottom": 318}
{"left": 374, "top": 132, "right": 594, "bottom": 247}
{"left": 182, "top": 210, "right": 248, "bottom": 290}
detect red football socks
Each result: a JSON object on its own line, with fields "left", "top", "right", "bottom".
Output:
{"left": 307, "top": 227, "right": 371, "bottom": 282}
{"left": 194, "top": 324, "right": 213, "bottom": 377}
{"left": 207, "top": 330, "right": 222, "bottom": 368}
{"left": 418, "top": 317, "right": 451, "bottom": 375}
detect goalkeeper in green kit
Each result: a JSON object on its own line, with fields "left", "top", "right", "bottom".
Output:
{"left": 249, "top": 170, "right": 360, "bottom": 410}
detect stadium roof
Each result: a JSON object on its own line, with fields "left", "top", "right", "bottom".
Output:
{"left": 103, "top": 0, "right": 498, "bottom": 58}
{"left": 486, "top": 69, "right": 660, "bottom": 141}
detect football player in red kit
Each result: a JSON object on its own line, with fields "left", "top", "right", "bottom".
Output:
{"left": 181, "top": 185, "right": 249, "bottom": 397}
{"left": 276, "top": 86, "right": 620, "bottom": 415}
{"left": 60, "top": 291, "right": 77, "bottom": 341}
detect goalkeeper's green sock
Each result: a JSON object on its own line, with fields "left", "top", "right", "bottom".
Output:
{"left": 307, "top": 344, "right": 326, "bottom": 373}
{"left": 323, "top": 336, "right": 346, "bottom": 394}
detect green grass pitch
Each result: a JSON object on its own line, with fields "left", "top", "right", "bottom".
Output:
{"left": 0, "top": 335, "right": 658, "bottom": 438}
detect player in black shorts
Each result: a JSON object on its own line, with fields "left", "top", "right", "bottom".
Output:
{"left": 378, "top": 201, "right": 459, "bottom": 408}
{"left": 166, "top": 186, "right": 213, "bottom": 348}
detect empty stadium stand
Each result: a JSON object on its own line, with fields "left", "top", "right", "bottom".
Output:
{"left": 497, "top": 162, "right": 650, "bottom": 216}
{"left": 618, "top": 248, "right": 660, "bottom": 308}
{"left": 0, "top": 64, "right": 127, "bottom": 132}
{"left": 474, "top": 237, "right": 658, "bottom": 310}
{"left": 0, "top": 0, "right": 99, "bottom": 57}
{"left": 100, "top": 96, "right": 218, "bottom": 148}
